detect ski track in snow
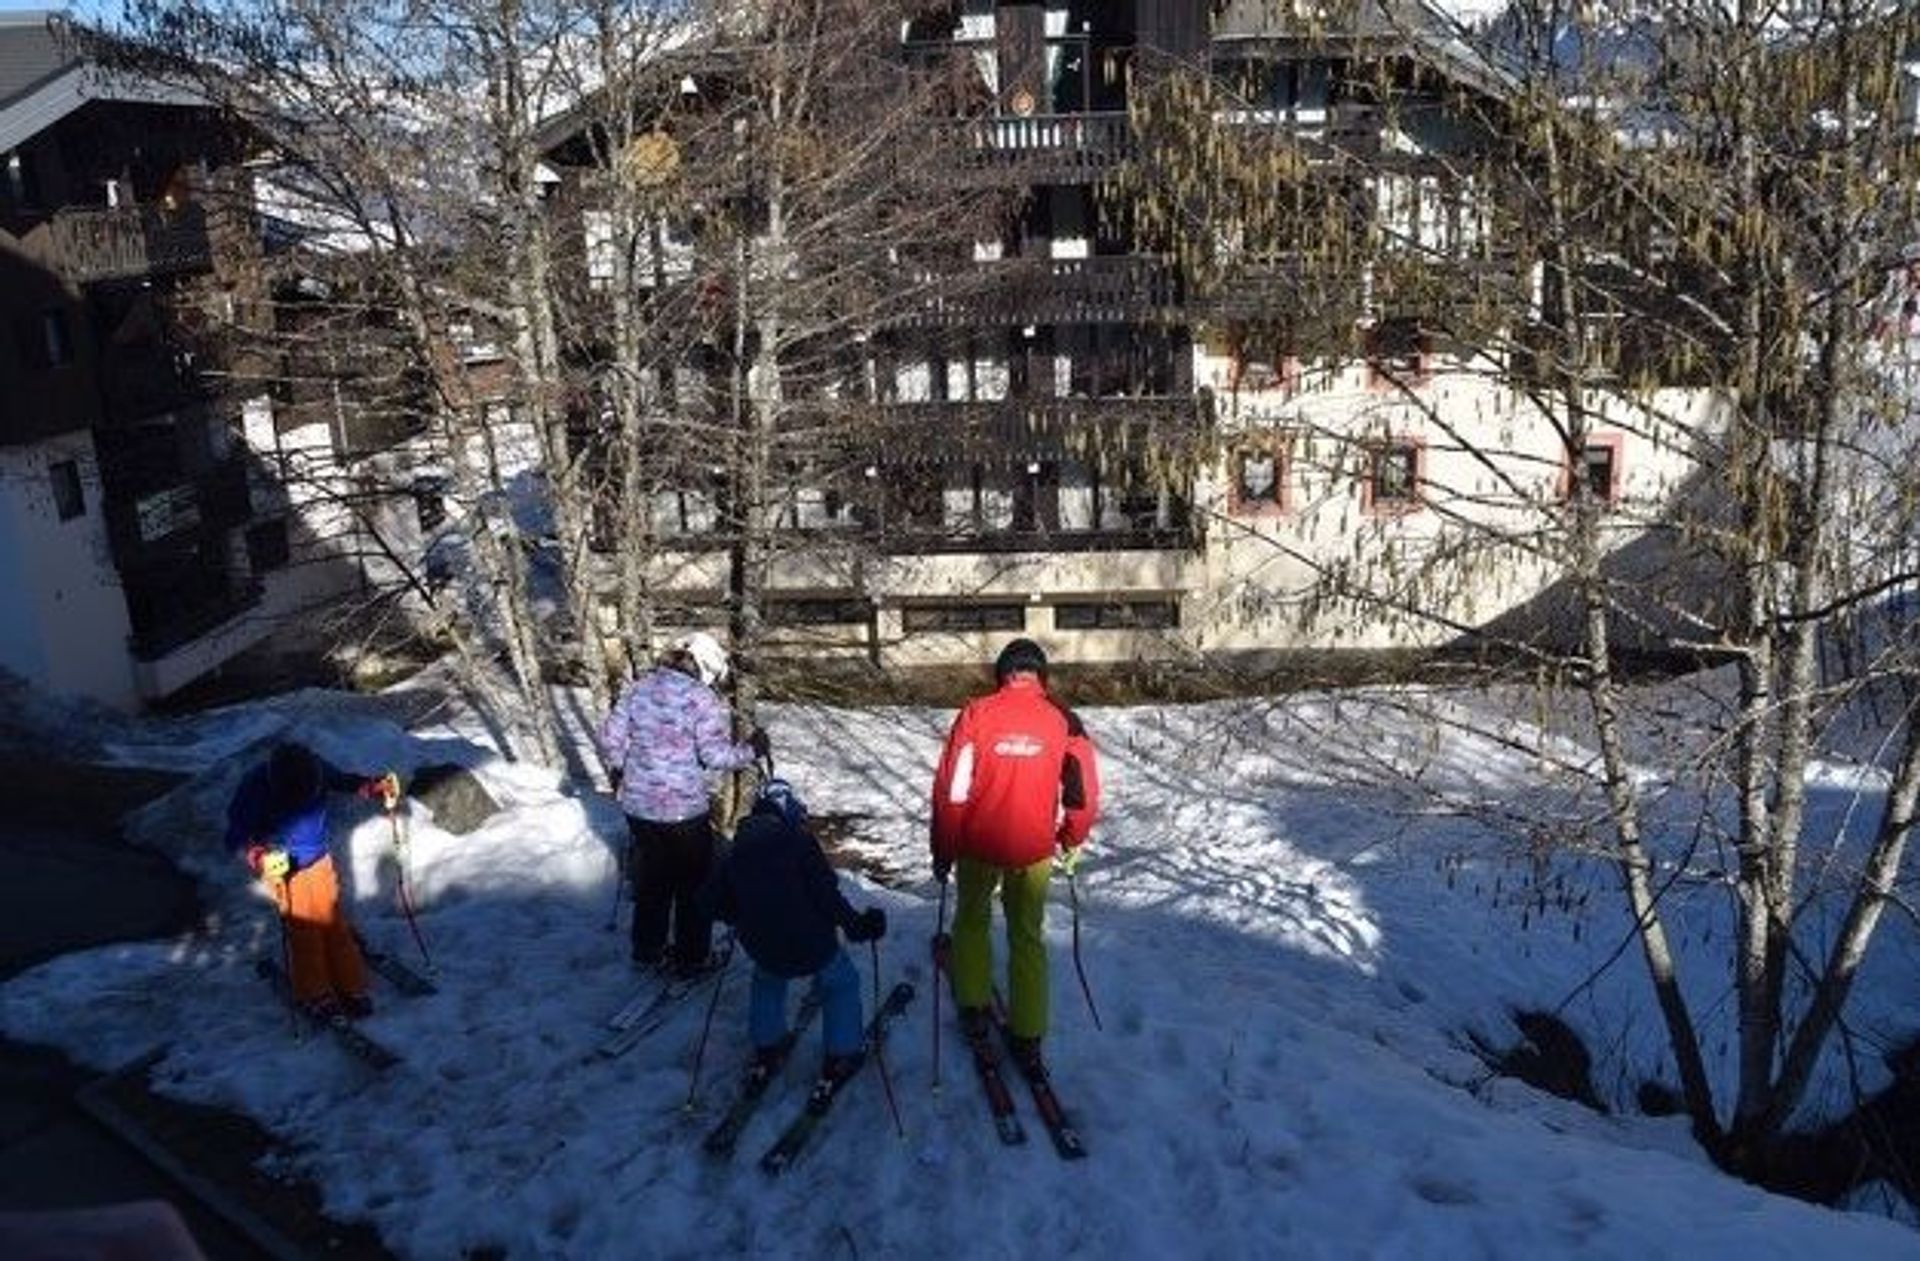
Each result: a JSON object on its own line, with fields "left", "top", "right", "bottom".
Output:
{"left": 2, "top": 687, "right": 1918, "bottom": 1258}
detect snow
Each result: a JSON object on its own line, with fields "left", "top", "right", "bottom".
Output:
{"left": 4, "top": 678, "right": 1919, "bottom": 1259}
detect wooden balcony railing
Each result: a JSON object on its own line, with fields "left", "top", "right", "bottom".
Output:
{"left": 893, "top": 254, "right": 1182, "bottom": 328}
{"left": 873, "top": 394, "right": 1211, "bottom": 467}
{"left": 49, "top": 202, "right": 213, "bottom": 284}
{"left": 927, "top": 112, "right": 1133, "bottom": 186}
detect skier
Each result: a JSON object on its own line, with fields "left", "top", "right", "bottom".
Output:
{"left": 702, "top": 777, "right": 888, "bottom": 1088}
{"left": 930, "top": 638, "right": 1100, "bottom": 1078}
{"left": 225, "top": 742, "right": 399, "bottom": 1019}
{"left": 600, "top": 632, "right": 769, "bottom": 979}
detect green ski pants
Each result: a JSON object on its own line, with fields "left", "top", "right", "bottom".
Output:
{"left": 949, "top": 855, "right": 1052, "bottom": 1040}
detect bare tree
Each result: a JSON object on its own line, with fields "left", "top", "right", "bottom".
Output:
{"left": 1119, "top": 0, "right": 1920, "bottom": 1179}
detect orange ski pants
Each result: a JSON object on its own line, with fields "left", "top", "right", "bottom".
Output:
{"left": 271, "top": 855, "right": 368, "bottom": 1004}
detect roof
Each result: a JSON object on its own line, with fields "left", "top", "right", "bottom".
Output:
{"left": 1212, "top": 0, "right": 1516, "bottom": 100}
{"left": 0, "top": 11, "right": 69, "bottom": 110}
{"left": 0, "top": 12, "right": 199, "bottom": 154}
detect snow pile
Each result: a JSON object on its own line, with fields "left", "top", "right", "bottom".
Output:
{"left": 3, "top": 685, "right": 1917, "bottom": 1259}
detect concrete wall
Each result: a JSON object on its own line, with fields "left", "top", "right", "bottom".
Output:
{"left": 0, "top": 432, "right": 137, "bottom": 706}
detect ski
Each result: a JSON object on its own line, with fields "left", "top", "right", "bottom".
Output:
{"left": 701, "top": 990, "right": 824, "bottom": 1159}
{"left": 606, "top": 979, "right": 669, "bottom": 1031}
{"left": 991, "top": 996, "right": 1085, "bottom": 1160}
{"left": 960, "top": 1015, "right": 1028, "bottom": 1147}
{"left": 254, "top": 959, "right": 400, "bottom": 1071}
{"left": 758, "top": 981, "right": 915, "bottom": 1176}
{"left": 592, "top": 955, "right": 734, "bottom": 1062}
{"left": 355, "top": 933, "right": 437, "bottom": 997}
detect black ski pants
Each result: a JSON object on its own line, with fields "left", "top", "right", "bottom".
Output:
{"left": 627, "top": 813, "right": 718, "bottom": 970}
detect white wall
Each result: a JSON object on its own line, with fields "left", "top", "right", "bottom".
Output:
{"left": 0, "top": 432, "right": 137, "bottom": 707}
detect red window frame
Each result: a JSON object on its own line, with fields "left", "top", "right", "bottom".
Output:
{"left": 1228, "top": 433, "right": 1291, "bottom": 516}
{"left": 1560, "top": 432, "right": 1624, "bottom": 506}
{"left": 1362, "top": 436, "right": 1425, "bottom": 515}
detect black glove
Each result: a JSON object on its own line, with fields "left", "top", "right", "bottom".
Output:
{"left": 932, "top": 855, "right": 953, "bottom": 884}
{"left": 749, "top": 727, "right": 772, "bottom": 759}
{"left": 846, "top": 907, "right": 887, "bottom": 942}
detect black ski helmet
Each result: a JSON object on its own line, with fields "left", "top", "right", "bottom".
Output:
{"left": 994, "top": 637, "right": 1048, "bottom": 683}
{"left": 268, "top": 742, "right": 322, "bottom": 812}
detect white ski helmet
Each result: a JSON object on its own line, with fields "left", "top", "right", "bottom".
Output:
{"left": 677, "top": 632, "right": 730, "bottom": 687}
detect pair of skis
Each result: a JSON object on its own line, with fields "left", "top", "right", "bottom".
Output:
{"left": 254, "top": 925, "right": 437, "bottom": 1069}
{"left": 254, "top": 959, "right": 401, "bottom": 1071}
{"left": 696, "top": 981, "right": 915, "bottom": 1175}
{"left": 591, "top": 953, "right": 735, "bottom": 1062}
{"left": 960, "top": 994, "right": 1087, "bottom": 1160}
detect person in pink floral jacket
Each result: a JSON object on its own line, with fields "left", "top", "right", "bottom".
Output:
{"left": 600, "top": 632, "right": 769, "bottom": 976}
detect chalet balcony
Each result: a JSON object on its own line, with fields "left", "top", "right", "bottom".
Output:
{"left": 874, "top": 517, "right": 1197, "bottom": 555}
{"left": 892, "top": 255, "right": 1182, "bottom": 328}
{"left": 49, "top": 202, "right": 213, "bottom": 285}
{"left": 927, "top": 112, "right": 1132, "bottom": 187}
{"left": 873, "top": 393, "right": 1211, "bottom": 468}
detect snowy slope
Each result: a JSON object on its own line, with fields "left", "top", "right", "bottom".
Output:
{"left": 3, "top": 685, "right": 1917, "bottom": 1259}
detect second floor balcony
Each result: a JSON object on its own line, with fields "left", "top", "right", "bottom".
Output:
{"left": 927, "top": 112, "right": 1132, "bottom": 187}
{"left": 49, "top": 202, "right": 214, "bottom": 285}
{"left": 894, "top": 254, "right": 1182, "bottom": 329}
{"left": 873, "top": 392, "right": 1211, "bottom": 470}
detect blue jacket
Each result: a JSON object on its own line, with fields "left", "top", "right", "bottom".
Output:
{"left": 224, "top": 757, "right": 363, "bottom": 872}
{"left": 703, "top": 803, "right": 861, "bottom": 979}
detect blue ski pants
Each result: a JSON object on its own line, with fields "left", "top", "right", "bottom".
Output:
{"left": 749, "top": 948, "right": 862, "bottom": 1056}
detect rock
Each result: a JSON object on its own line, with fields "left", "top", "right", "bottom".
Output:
{"left": 406, "top": 764, "right": 498, "bottom": 835}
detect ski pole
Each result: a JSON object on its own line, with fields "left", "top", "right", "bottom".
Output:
{"left": 271, "top": 875, "right": 299, "bottom": 1039}
{"left": 1067, "top": 869, "right": 1103, "bottom": 1032}
{"left": 383, "top": 782, "right": 435, "bottom": 974}
{"left": 685, "top": 944, "right": 731, "bottom": 1113}
{"left": 870, "top": 937, "right": 904, "bottom": 1139}
{"left": 605, "top": 839, "right": 629, "bottom": 933}
{"left": 931, "top": 873, "right": 950, "bottom": 1094}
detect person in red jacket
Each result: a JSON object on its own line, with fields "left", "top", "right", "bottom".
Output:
{"left": 930, "top": 638, "right": 1099, "bottom": 1078}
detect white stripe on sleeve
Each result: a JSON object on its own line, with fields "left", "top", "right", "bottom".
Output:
{"left": 947, "top": 743, "right": 975, "bottom": 805}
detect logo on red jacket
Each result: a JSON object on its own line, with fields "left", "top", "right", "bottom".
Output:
{"left": 992, "top": 735, "right": 1045, "bottom": 758}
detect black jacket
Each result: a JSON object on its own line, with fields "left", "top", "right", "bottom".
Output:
{"left": 702, "top": 804, "right": 860, "bottom": 978}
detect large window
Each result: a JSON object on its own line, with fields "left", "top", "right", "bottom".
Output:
{"left": 1053, "top": 599, "right": 1179, "bottom": 630}
{"left": 901, "top": 602, "right": 1025, "bottom": 633}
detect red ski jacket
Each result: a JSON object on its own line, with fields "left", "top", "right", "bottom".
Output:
{"left": 930, "top": 676, "right": 1100, "bottom": 870}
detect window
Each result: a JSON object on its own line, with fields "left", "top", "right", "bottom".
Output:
{"left": 1565, "top": 434, "right": 1623, "bottom": 506}
{"left": 1053, "top": 599, "right": 1179, "bottom": 630}
{"left": 1365, "top": 317, "right": 1428, "bottom": 389}
{"left": 48, "top": 460, "right": 84, "bottom": 521}
{"left": 1364, "top": 439, "right": 1423, "bottom": 513}
{"left": 901, "top": 602, "right": 1025, "bottom": 633}
{"left": 41, "top": 311, "right": 72, "bottom": 367}
{"left": 767, "top": 596, "right": 871, "bottom": 626}
{"left": 3, "top": 149, "right": 38, "bottom": 209}
{"left": 583, "top": 209, "right": 616, "bottom": 291}
{"left": 413, "top": 477, "right": 448, "bottom": 533}
{"left": 1229, "top": 437, "right": 1289, "bottom": 515}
